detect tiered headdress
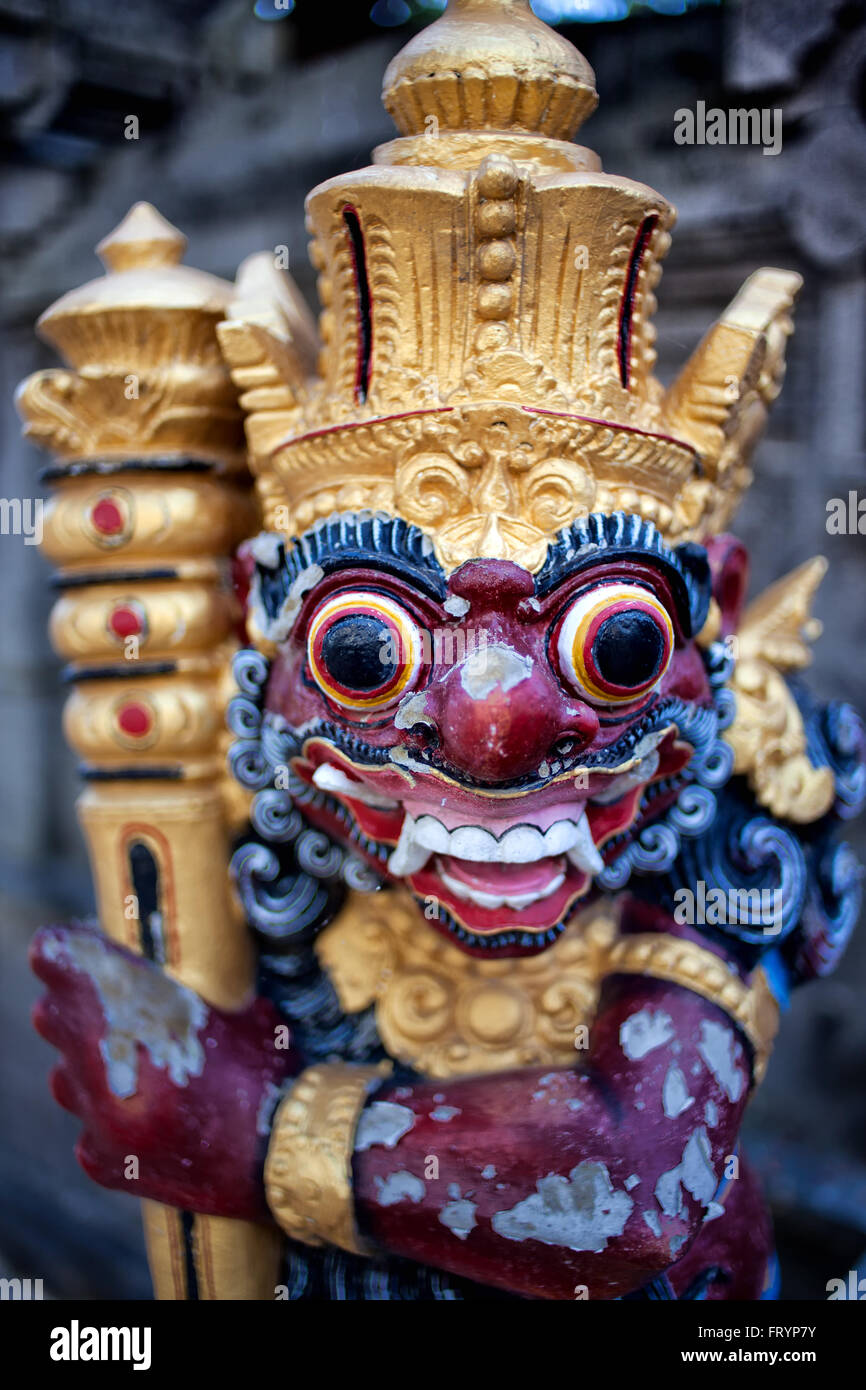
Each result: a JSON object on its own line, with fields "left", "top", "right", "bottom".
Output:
{"left": 218, "top": 0, "right": 801, "bottom": 573}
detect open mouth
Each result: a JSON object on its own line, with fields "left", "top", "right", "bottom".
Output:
{"left": 292, "top": 727, "right": 693, "bottom": 951}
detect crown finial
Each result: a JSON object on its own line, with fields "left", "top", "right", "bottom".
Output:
{"left": 20, "top": 203, "right": 242, "bottom": 462}
{"left": 96, "top": 201, "right": 187, "bottom": 273}
{"left": 382, "top": 0, "right": 598, "bottom": 142}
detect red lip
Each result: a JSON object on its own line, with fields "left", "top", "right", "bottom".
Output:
{"left": 290, "top": 731, "right": 691, "bottom": 946}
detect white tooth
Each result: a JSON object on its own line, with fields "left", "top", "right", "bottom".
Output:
{"left": 387, "top": 815, "right": 431, "bottom": 876}
{"left": 542, "top": 820, "right": 582, "bottom": 856}
{"left": 590, "top": 750, "right": 660, "bottom": 806}
{"left": 497, "top": 825, "right": 551, "bottom": 863}
{"left": 444, "top": 823, "right": 501, "bottom": 861}
{"left": 413, "top": 815, "right": 457, "bottom": 855}
{"left": 402, "top": 815, "right": 604, "bottom": 869}
{"left": 566, "top": 811, "right": 604, "bottom": 876}
{"left": 313, "top": 763, "right": 400, "bottom": 809}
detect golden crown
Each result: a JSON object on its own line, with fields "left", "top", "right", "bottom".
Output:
{"left": 218, "top": 0, "right": 801, "bottom": 572}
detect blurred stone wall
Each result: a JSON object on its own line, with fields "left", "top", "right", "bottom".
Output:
{"left": 0, "top": 0, "right": 864, "bottom": 1298}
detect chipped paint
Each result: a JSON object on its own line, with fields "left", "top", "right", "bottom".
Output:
{"left": 624, "top": 1174, "right": 640, "bottom": 1191}
{"left": 439, "top": 1194, "right": 478, "bottom": 1241}
{"left": 619, "top": 1008, "right": 675, "bottom": 1061}
{"left": 704, "top": 1099, "right": 718, "bottom": 1127}
{"left": 431, "top": 1105, "right": 461, "bottom": 1123}
{"left": 41, "top": 931, "right": 206, "bottom": 1099}
{"left": 256, "top": 1081, "right": 282, "bottom": 1137}
{"left": 481, "top": 1164, "right": 497, "bottom": 1179}
{"left": 375, "top": 1171, "right": 426, "bottom": 1207}
{"left": 662, "top": 1065, "right": 695, "bottom": 1119}
{"left": 654, "top": 1165, "right": 684, "bottom": 1219}
{"left": 491, "top": 1162, "right": 633, "bottom": 1254}
{"left": 459, "top": 644, "right": 533, "bottom": 700}
{"left": 642, "top": 1209, "right": 662, "bottom": 1238}
{"left": 697, "top": 1020, "right": 745, "bottom": 1102}
{"left": 654, "top": 1127, "right": 718, "bottom": 1220}
{"left": 680, "top": 1128, "right": 717, "bottom": 1205}
{"left": 394, "top": 690, "right": 435, "bottom": 733}
{"left": 247, "top": 531, "right": 283, "bottom": 568}
{"left": 443, "top": 595, "right": 471, "bottom": 617}
{"left": 355, "top": 1100, "right": 415, "bottom": 1151}
{"left": 251, "top": 557, "right": 324, "bottom": 643}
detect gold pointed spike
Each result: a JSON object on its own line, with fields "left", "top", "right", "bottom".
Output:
{"left": 724, "top": 555, "right": 834, "bottom": 822}
{"left": 662, "top": 268, "right": 802, "bottom": 536}
{"left": 20, "top": 202, "right": 241, "bottom": 462}
{"left": 736, "top": 556, "right": 827, "bottom": 670}
{"left": 217, "top": 252, "right": 320, "bottom": 466}
{"left": 96, "top": 201, "right": 187, "bottom": 272}
{"left": 224, "top": 251, "right": 319, "bottom": 377}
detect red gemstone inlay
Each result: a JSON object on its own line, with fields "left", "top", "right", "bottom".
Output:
{"left": 109, "top": 605, "right": 143, "bottom": 639}
{"left": 117, "top": 702, "right": 152, "bottom": 737}
{"left": 91, "top": 497, "right": 125, "bottom": 536}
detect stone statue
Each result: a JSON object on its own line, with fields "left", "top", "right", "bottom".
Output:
{"left": 19, "top": 0, "right": 864, "bottom": 1301}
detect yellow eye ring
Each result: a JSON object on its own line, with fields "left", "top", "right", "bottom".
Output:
{"left": 307, "top": 590, "right": 423, "bottom": 710}
{"left": 556, "top": 582, "right": 674, "bottom": 704}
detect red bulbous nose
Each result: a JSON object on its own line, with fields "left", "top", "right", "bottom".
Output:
{"left": 424, "top": 644, "right": 599, "bottom": 784}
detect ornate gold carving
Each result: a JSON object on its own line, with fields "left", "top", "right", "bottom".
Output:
{"left": 40, "top": 476, "right": 255, "bottom": 573}
{"left": 18, "top": 204, "right": 273, "bottom": 1300}
{"left": 17, "top": 203, "right": 245, "bottom": 465}
{"left": 605, "top": 934, "right": 780, "bottom": 1084}
{"left": 381, "top": 0, "right": 598, "bottom": 143}
{"left": 265, "top": 1063, "right": 391, "bottom": 1254}
{"left": 141, "top": 1200, "right": 282, "bottom": 1301}
{"left": 318, "top": 892, "right": 779, "bottom": 1084}
{"left": 317, "top": 890, "right": 618, "bottom": 1077}
{"left": 63, "top": 671, "right": 231, "bottom": 774}
{"left": 217, "top": 3, "right": 798, "bottom": 571}
{"left": 663, "top": 268, "right": 802, "bottom": 543}
{"left": 49, "top": 581, "right": 236, "bottom": 661}
{"left": 724, "top": 557, "right": 835, "bottom": 823}
{"left": 374, "top": 131, "right": 600, "bottom": 175}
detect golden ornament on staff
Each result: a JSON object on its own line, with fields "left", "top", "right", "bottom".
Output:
{"left": 17, "top": 202, "right": 279, "bottom": 1299}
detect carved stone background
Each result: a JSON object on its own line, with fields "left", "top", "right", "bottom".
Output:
{"left": 0, "top": 0, "right": 864, "bottom": 1298}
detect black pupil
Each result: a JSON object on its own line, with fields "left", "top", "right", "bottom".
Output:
{"left": 321, "top": 614, "right": 396, "bottom": 691}
{"left": 592, "top": 610, "right": 664, "bottom": 689}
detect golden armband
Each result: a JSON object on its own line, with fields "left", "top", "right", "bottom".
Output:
{"left": 264, "top": 1062, "right": 391, "bottom": 1255}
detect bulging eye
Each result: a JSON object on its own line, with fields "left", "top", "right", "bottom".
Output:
{"left": 307, "top": 590, "right": 423, "bottom": 710}
{"left": 555, "top": 582, "right": 674, "bottom": 704}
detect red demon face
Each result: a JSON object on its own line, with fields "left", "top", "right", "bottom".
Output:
{"left": 249, "top": 516, "right": 721, "bottom": 957}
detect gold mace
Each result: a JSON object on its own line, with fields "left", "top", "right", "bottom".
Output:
{"left": 17, "top": 202, "right": 282, "bottom": 1299}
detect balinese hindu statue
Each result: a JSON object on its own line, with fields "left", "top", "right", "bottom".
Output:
{"left": 18, "top": 0, "right": 865, "bottom": 1301}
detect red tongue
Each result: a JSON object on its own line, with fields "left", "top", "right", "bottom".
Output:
{"left": 439, "top": 855, "right": 565, "bottom": 893}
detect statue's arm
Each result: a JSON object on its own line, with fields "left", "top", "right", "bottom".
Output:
{"left": 266, "top": 902, "right": 768, "bottom": 1300}
{"left": 30, "top": 904, "right": 770, "bottom": 1297}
